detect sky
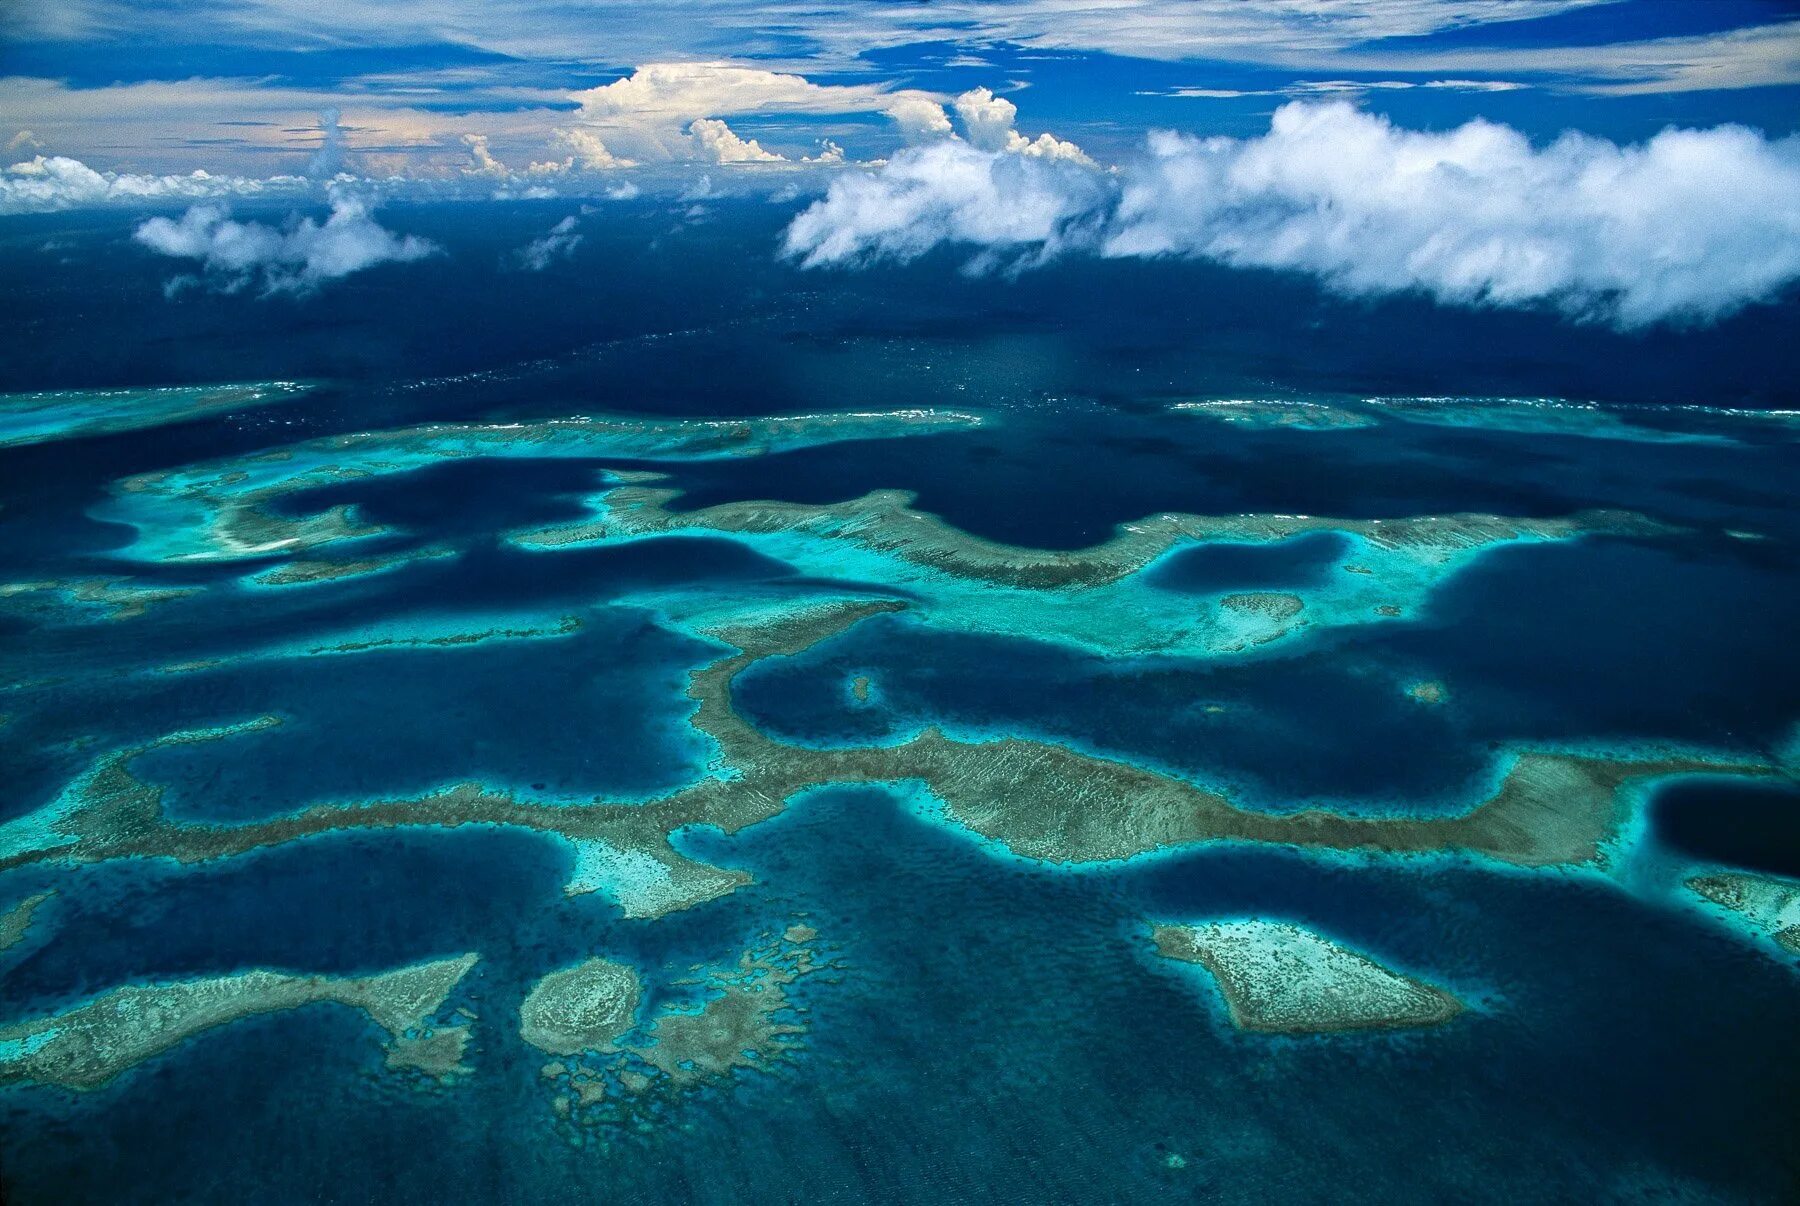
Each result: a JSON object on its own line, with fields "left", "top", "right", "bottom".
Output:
{"left": 2, "top": 0, "right": 1798, "bottom": 326}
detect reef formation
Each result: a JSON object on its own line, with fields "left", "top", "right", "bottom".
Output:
{"left": 95, "top": 409, "right": 987, "bottom": 565}
{"left": 1151, "top": 920, "right": 1464, "bottom": 1034}
{"left": 0, "top": 598, "right": 1769, "bottom": 926}
{"left": 526, "top": 925, "right": 825, "bottom": 1131}
{"left": 1687, "top": 872, "right": 1800, "bottom": 955}
{"left": 0, "top": 382, "right": 310, "bottom": 449}
{"left": 0, "top": 954, "right": 478, "bottom": 1091}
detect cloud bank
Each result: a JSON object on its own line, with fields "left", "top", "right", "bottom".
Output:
{"left": 551, "top": 62, "right": 951, "bottom": 168}
{"left": 133, "top": 192, "right": 436, "bottom": 294}
{"left": 1, "top": 153, "right": 301, "bottom": 214}
{"left": 785, "top": 101, "right": 1800, "bottom": 327}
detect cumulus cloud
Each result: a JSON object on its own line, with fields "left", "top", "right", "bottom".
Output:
{"left": 686, "top": 117, "right": 782, "bottom": 163}
{"left": 784, "top": 137, "right": 1110, "bottom": 272}
{"left": 307, "top": 108, "right": 346, "bottom": 177}
{"left": 461, "top": 132, "right": 510, "bottom": 176}
{"left": 513, "top": 213, "right": 583, "bottom": 270}
{"left": 535, "top": 127, "right": 633, "bottom": 172}
{"left": 952, "top": 87, "right": 1094, "bottom": 165}
{"left": 556, "top": 62, "right": 949, "bottom": 165}
{"left": 1, "top": 153, "right": 301, "bottom": 214}
{"left": 786, "top": 101, "right": 1800, "bottom": 327}
{"left": 133, "top": 191, "right": 436, "bottom": 295}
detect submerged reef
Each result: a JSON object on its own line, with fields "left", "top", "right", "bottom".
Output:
{"left": 0, "top": 381, "right": 309, "bottom": 449}
{"left": 1151, "top": 920, "right": 1464, "bottom": 1034}
{"left": 0, "top": 599, "right": 1772, "bottom": 923}
{"left": 1407, "top": 680, "right": 1448, "bottom": 705}
{"left": 519, "top": 959, "right": 643, "bottom": 1056}
{"left": 1169, "top": 399, "right": 1377, "bottom": 430}
{"left": 1214, "top": 592, "right": 1307, "bottom": 650}
{"left": 529, "top": 925, "right": 825, "bottom": 1130}
{"left": 1169, "top": 394, "right": 1800, "bottom": 444}
{"left": 0, "top": 578, "right": 196, "bottom": 622}
{"left": 1361, "top": 396, "right": 1800, "bottom": 444}
{"left": 513, "top": 481, "right": 1671, "bottom": 658}
{"left": 0, "top": 891, "right": 53, "bottom": 953}
{"left": 96, "top": 409, "right": 986, "bottom": 565}
{"left": 1687, "top": 873, "right": 1800, "bottom": 955}
{"left": 0, "top": 954, "right": 478, "bottom": 1091}
{"left": 526, "top": 483, "right": 1662, "bottom": 592}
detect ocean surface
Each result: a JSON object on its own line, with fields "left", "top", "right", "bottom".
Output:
{"left": 1, "top": 200, "right": 1797, "bottom": 1203}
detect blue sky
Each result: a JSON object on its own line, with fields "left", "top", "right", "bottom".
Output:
{"left": 2, "top": 0, "right": 1797, "bottom": 181}
{"left": 4, "top": 1, "right": 1797, "bottom": 328}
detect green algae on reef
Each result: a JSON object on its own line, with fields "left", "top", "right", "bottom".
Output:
{"left": 1687, "top": 872, "right": 1800, "bottom": 956}
{"left": 0, "top": 381, "right": 310, "bottom": 449}
{"left": 1151, "top": 920, "right": 1464, "bottom": 1034}
{"left": 0, "top": 954, "right": 479, "bottom": 1091}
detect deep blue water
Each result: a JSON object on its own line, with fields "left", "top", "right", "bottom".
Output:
{"left": 2, "top": 202, "right": 1797, "bottom": 1204}
{"left": 1652, "top": 779, "right": 1800, "bottom": 878}
{"left": 1143, "top": 532, "right": 1351, "bottom": 594}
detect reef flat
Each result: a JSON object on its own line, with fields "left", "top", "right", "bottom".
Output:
{"left": 0, "top": 382, "right": 310, "bottom": 449}
{"left": 94, "top": 409, "right": 986, "bottom": 565}
{"left": 0, "top": 891, "right": 53, "bottom": 953}
{"left": 1361, "top": 396, "right": 1800, "bottom": 444}
{"left": 0, "top": 599, "right": 1769, "bottom": 921}
{"left": 0, "top": 578, "right": 196, "bottom": 621}
{"left": 515, "top": 482, "right": 1669, "bottom": 657}
{"left": 0, "top": 954, "right": 478, "bottom": 1090}
{"left": 1151, "top": 920, "right": 1465, "bottom": 1034}
{"left": 1170, "top": 399, "right": 1377, "bottom": 430}
{"left": 1687, "top": 873, "right": 1800, "bottom": 955}
{"left": 519, "top": 958, "right": 643, "bottom": 1056}
{"left": 530, "top": 925, "right": 824, "bottom": 1130}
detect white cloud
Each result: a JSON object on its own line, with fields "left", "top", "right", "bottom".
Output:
{"left": 1337, "top": 19, "right": 1800, "bottom": 96}
{"left": 953, "top": 87, "right": 1094, "bottom": 165}
{"left": 133, "top": 190, "right": 437, "bottom": 295}
{"left": 513, "top": 213, "right": 583, "bottom": 270}
{"left": 557, "top": 62, "right": 948, "bottom": 165}
{"left": 783, "top": 137, "right": 1110, "bottom": 270}
{"left": 307, "top": 108, "right": 346, "bottom": 177}
{"left": 1150, "top": 78, "right": 1529, "bottom": 98}
{"left": 1, "top": 153, "right": 302, "bottom": 214}
{"left": 461, "top": 132, "right": 509, "bottom": 176}
{"left": 786, "top": 101, "right": 1800, "bottom": 328}
{"left": 953, "top": 87, "right": 1021, "bottom": 153}
{"left": 687, "top": 117, "right": 783, "bottom": 163}
{"left": 18, "top": 0, "right": 1605, "bottom": 70}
